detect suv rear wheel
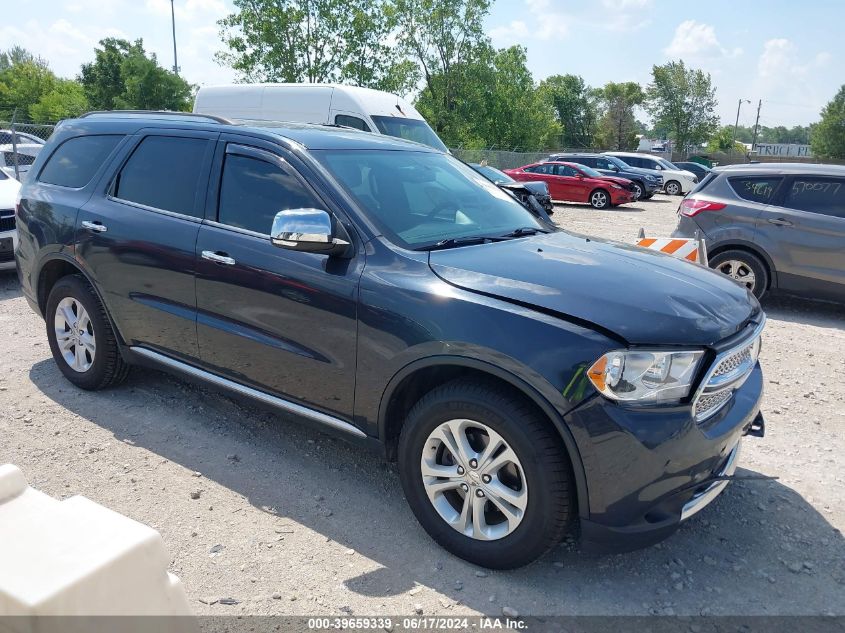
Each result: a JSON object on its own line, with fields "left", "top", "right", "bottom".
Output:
{"left": 398, "top": 379, "right": 572, "bottom": 569}
{"left": 709, "top": 250, "right": 769, "bottom": 300}
{"left": 46, "top": 275, "right": 130, "bottom": 390}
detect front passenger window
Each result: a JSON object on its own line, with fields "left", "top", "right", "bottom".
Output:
{"left": 217, "top": 153, "right": 320, "bottom": 234}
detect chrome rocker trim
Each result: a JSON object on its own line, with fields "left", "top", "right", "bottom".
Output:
{"left": 680, "top": 440, "right": 740, "bottom": 521}
{"left": 130, "top": 346, "right": 367, "bottom": 439}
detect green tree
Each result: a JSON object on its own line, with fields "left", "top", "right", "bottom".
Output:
{"left": 29, "top": 79, "right": 88, "bottom": 122}
{"left": 811, "top": 85, "right": 845, "bottom": 159}
{"left": 80, "top": 38, "right": 193, "bottom": 111}
{"left": 538, "top": 74, "right": 599, "bottom": 148}
{"left": 394, "top": 0, "right": 491, "bottom": 133}
{"left": 217, "top": 0, "right": 412, "bottom": 91}
{"left": 595, "top": 81, "right": 644, "bottom": 150}
{"left": 707, "top": 125, "right": 746, "bottom": 154}
{"left": 646, "top": 60, "right": 718, "bottom": 154}
{"left": 0, "top": 55, "right": 57, "bottom": 120}
{"left": 415, "top": 44, "right": 558, "bottom": 150}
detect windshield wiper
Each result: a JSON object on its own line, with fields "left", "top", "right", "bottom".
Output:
{"left": 500, "top": 227, "right": 549, "bottom": 237}
{"left": 420, "top": 236, "right": 506, "bottom": 251}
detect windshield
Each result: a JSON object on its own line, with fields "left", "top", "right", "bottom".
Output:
{"left": 472, "top": 164, "right": 516, "bottom": 184}
{"left": 657, "top": 158, "right": 678, "bottom": 170}
{"left": 606, "top": 155, "right": 631, "bottom": 170}
{"left": 316, "top": 149, "right": 543, "bottom": 250}
{"left": 573, "top": 164, "right": 603, "bottom": 178}
{"left": 370, "top": 116, "right": 449, "bottom": 152}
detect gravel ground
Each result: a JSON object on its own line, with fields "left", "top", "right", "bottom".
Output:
{"left": 1, "top": 193, "right": 843, "bottom": 617}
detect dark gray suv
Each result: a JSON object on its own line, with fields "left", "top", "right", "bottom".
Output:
{"left": 673, "top": 163, "right": 845, "bottom": 301}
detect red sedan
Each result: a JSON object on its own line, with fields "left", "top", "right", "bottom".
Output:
{"left": 504, "top": 161, "right": 636, "bottom": 209}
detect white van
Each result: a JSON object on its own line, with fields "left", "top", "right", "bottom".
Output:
{"left": 193, "top": 83, "right": 448, "bottom": 152}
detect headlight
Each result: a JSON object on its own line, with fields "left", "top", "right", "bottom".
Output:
{"left": 610, "top": 184, "right": 622, "bottom": 189}
{"left": 645, "top": 175, "right": 657, "bottom": 182}
{"left": 587, "top": 349, "right": 705, "bottom": 403}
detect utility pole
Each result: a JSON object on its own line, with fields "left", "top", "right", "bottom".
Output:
{"left": 751, "top": 99, "right": 762, "bottom": 152}
{"left": 733, "top": 98, "right": 750, "bottom": 160}
{"left": 170, "top": 0, "right": 179, "bottom": 75}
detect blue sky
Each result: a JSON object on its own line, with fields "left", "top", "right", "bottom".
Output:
{"left": 4, "top": 0, "right": 840, "bottom": 127}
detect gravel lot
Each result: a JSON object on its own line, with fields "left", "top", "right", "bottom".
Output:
{"left": 1, "top": 193, "right": 843, "bottom": 617}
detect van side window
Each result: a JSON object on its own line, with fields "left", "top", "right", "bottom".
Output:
{"left": 782, "top": 177, "right": 845, "bottom": 218}
{"left": 113, "top": 136, "right": 209, "bottom": 217}
{"left": 38, "top": 135, "right": 123, "bottom": 188}
{"left": 217, "top": 153, "right": 320, "bottom": 234}
{"left": 335, "top": 115, "right": 370, "bottom": 132}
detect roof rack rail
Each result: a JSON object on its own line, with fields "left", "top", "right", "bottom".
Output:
{"left": 78, "top": 110, "right": 234, "bottom": 124}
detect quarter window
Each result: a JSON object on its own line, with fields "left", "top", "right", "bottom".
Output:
{"left": 114, "top": 136, "right": 209, "bottom": 217}
{"left": 217, "top": 152, "right": 320, "bottom": 234}
{"left": 334, "top": 115, "right": 370, "bottom": 132}
{"left": 729, "top": 177, "right": 783, "bottom": 204}
{"left": 39, "top": 135, "right": 123, "bottom": 188}
{"left": 782, "top": 177, "right": 845, "bottom": 218}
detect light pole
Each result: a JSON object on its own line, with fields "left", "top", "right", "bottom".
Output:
{"left": 170, "top": 0, "right": 179, "bottom": 75}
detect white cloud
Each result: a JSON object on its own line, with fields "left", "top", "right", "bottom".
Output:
{"left": 664, "top": 20, "right": 741, "bottom": 59}
{"left": 757, "top": 38, "right": 829, "bottom": 80}
{"left": 488, "top": 21, "right": 530, "bottom": 46}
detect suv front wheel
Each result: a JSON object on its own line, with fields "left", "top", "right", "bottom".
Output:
{"left": 46, "top": 275, "right": 130, "bottom": 390}
{"left": 398, "top": 379, "right": 573, "bottom": 569}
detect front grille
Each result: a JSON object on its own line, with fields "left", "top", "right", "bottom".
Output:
{"left": 693, "top": 322, "right": 764, "bottom": 422}
{"left": 0, "top": 212, "right": 15, "bottom": 232}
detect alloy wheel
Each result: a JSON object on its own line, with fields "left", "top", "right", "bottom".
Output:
{"left": 591, "top": 191, "right": 608, "bottom": 208}
{"left": 54, "top": 297, "right": 96, "bottom": 372}
{"left": 421, "top": 419, "right": 528, "bottom": 541}
{"left": 716, "top": 259, "right": 756, "bottom": 291}
{"left": 665, "top": 181, "right": 681, "bottom": 196}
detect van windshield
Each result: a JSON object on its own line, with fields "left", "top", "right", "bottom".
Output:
{"left": 370, "top": 116, "right": 448, "bottom": 152}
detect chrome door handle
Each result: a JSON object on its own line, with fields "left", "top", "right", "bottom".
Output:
{"left": 767, "top": 218, "right": 793, "bottom": 227}
{"left": 81, "top": 220, "right": 107, "bottom": 233}
{"left": 201, "top": 250, "right": 236, "bottom": 265}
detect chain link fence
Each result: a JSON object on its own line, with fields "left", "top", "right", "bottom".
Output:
{"left": 0, "top": 121, "right": 56, "bottom": 180}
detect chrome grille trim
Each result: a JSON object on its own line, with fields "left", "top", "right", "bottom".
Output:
{"left": 692, "top": 317, "right": 765, "bottom": 422}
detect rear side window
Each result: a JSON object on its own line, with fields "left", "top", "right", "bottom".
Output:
{"left": 217, "top": 153, "right": 319, "bottom": 234}
{"left": 525, "top": 164, "right": 553, "bottom": 174}
{"left": 335, "top": 115, "right": 370, "bottom": 132}
{"left": 729, "top": 176, "right": 782, "bottom": 204}
{"left": 39, "top": 135, "right": 123, "bottom": 188}
{"left": 782, "top": 177, "right": 845, "bottom": 218}
{"left": 555, "top": 165, "right": 577, "bottom": 177}
{"left": 113, "top": 136, "right": 210, "bottom": 217}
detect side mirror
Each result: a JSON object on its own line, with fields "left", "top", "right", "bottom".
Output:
{"left": 271, "top": 208, "right": 351, "bottom": 256}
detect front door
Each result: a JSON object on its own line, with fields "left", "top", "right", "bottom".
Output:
{"left": 76, "top": 129, "right": 217, "bottom": 361}
{"left": 761, "top": 175, "right": 845, "bottom": 300}
{"left": 194, "top": 138, "right": 363, "bottom": 421}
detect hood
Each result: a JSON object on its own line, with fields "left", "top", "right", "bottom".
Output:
{"left": 623, "top": 165, "right": 662, "bottom": 178}
{"left": 518, "top": 181, "right": 550, "bottom": 197}
{"left": 429, "top": 231, "right": 760, "bottom": 346}
{"left": 598, "top": 176, "right": 632, "bottom": 187}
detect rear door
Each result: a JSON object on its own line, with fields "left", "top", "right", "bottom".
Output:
{"left": 553, "top": 164, "right": 587, "bottom": 201}
{"left": 759, "top": 175, "right": 845, "bottom": 300}
{"left": 194, "top": 135, "right": 363, "bottom": 421}
{"left": 76, "top": 129, "right": 217, "bottom": 361}
{"left": 523, "top": 164, "right": 562, "bottom": 198}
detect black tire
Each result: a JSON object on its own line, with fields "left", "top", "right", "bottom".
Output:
{"left": 641, "top": 192, "right": 654, "bottom": 200}
{"left": 45, "top": 274, "right": 130, "bottom": 390}
{"left": 588, "top": 188, "right": 611, "bottom": 209}
{"left": 398, "top": 379, "right": 573, "bottom": 569}
{"left": 664, "top": 180, "right": 682, "bottom": 196}
{"left": 709, "top": 249, "right": 769, "bottom": 300}
{"left": 631, "top": 181, "right": 644, "bottom": 200}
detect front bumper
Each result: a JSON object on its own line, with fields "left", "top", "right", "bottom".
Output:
{"left": 571, "top": 361, "right": 764, "bottom": 553}
{"left": 0, "top": 229, "right": 16, "bottom": 271}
